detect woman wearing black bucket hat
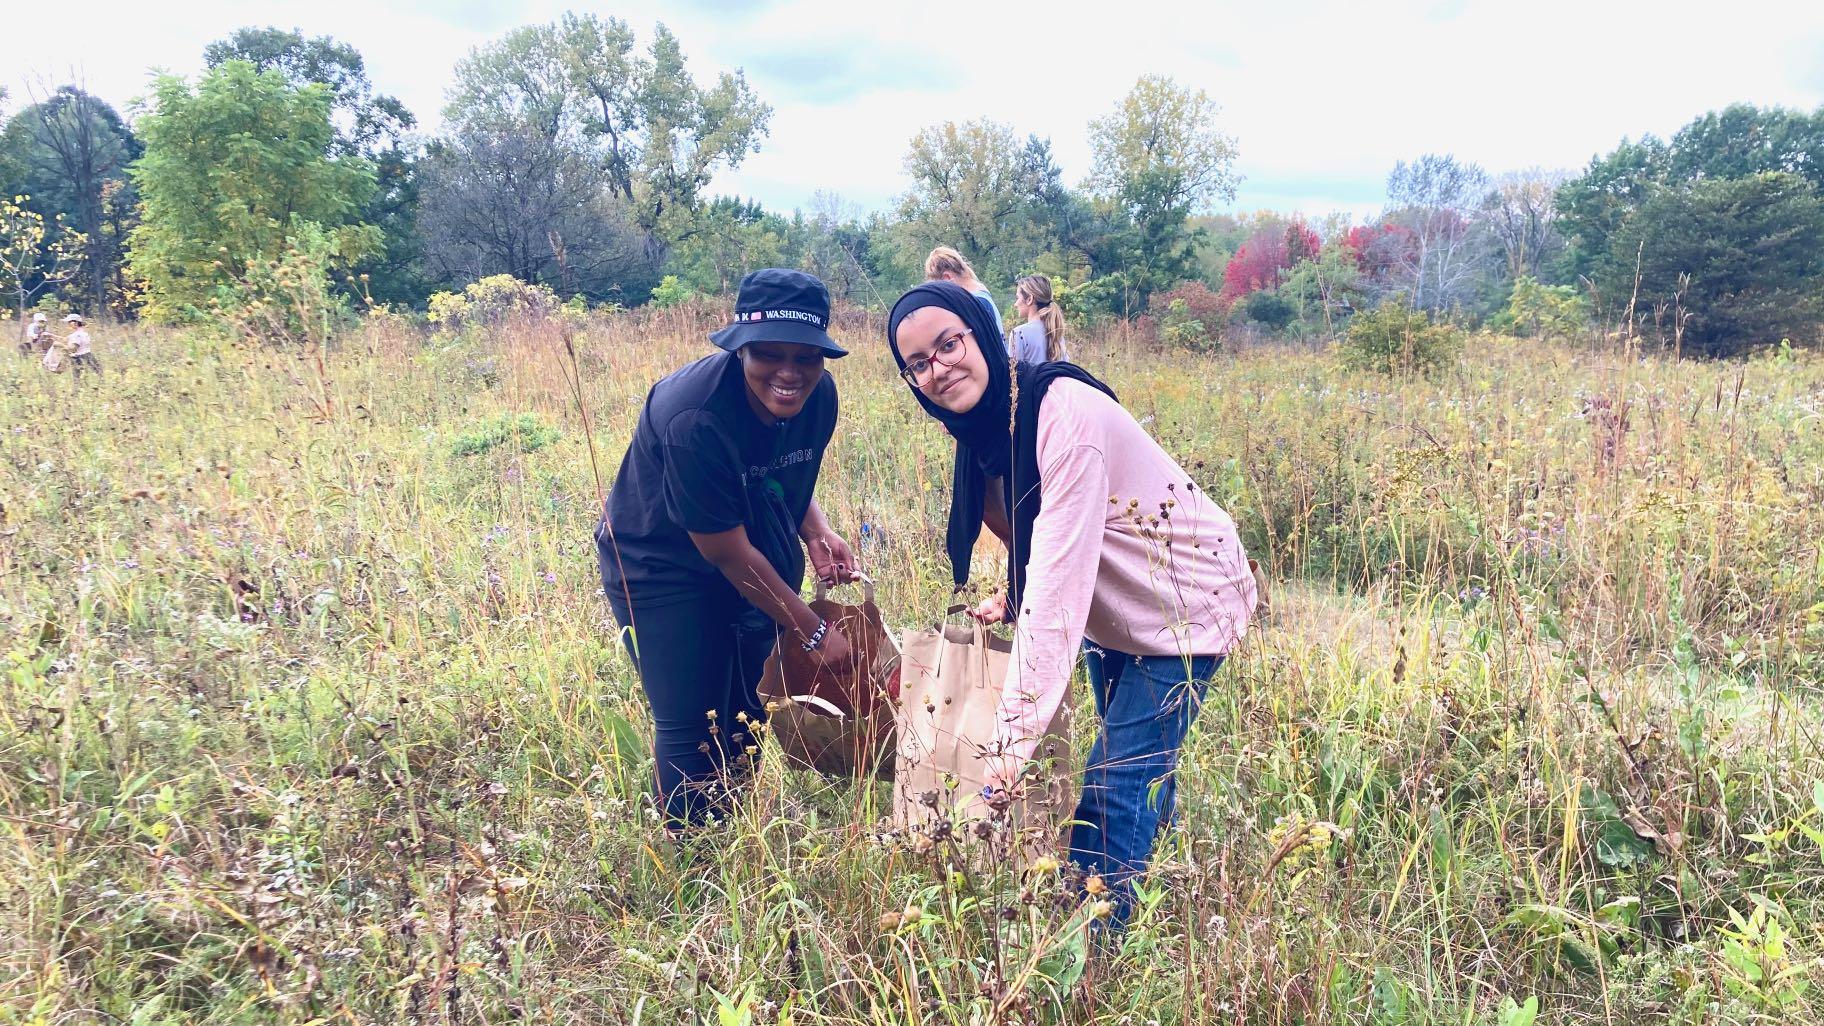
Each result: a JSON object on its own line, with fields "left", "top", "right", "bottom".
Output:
{"left": 595, "top": 268, "right": 860, "bottom": 828}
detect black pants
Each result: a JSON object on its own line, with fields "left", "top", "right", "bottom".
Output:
{"left": 600, "top": 566, "right": 776, "bottom": 827}
{"left": 71, "top": 353, "right": 101, "bottom": 379}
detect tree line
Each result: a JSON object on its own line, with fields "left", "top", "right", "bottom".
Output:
{"left": 2, "top": 17, "right": 1821, "bottom": 356}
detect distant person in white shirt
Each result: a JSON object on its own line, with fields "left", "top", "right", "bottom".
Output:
{"left": 1010, "top": 274, "right": 1067, "bottom": 365}
{"left": 22, "top": 312, "right": 49, "bottom": 356}
{"left": 923, "top": 246, "right": 1001, "bottom": 327}
{"left": 64, "top": 314, "right": 101, "bottom": 379}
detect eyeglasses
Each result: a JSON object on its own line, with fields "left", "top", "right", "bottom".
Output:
{"left": 899, "top": 329, "right": 972, "bottom": 387}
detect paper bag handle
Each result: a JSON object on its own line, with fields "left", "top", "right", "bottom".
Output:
{"left": 933, "top": 603, "right": 994, "bottom": 688}
{"left": 813, "top": 572, "right": 876, "bottom": 606}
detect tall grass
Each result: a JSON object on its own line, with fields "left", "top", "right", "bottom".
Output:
{"left": 1, "top": 309, "right": 1821, "bottom": 1024}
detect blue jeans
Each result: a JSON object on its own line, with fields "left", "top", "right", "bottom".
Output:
{"left": 1067, "top": 644, "right": 1220, "bottom": 914}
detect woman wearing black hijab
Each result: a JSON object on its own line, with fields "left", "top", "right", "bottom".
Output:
{"left": 597, "top": 269, "right": 861, "bottom": 829}
{"left": 886, "top": 282, "right": 1259, "bottom": 920}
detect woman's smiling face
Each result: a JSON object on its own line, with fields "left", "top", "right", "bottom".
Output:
{"left": 739, "top": 341, "right": 825, "bottom": 419}
{"left": 896, "top": 305, "right": 990, "bottom": 414}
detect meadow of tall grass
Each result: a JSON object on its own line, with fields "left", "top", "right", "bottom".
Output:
{"left": 2, "top": 306, "right": 1822, "bottom": 1024}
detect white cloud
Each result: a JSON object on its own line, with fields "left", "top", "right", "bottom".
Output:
{"left": 8, "top": 0, "right": 1821, "bottom": 222}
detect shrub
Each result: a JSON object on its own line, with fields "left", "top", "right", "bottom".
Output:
{"left": 1239, "top": 290, "right": 1296, "bottom": 332}
{"left": 211, "top": 222, "right": 358, "bottom": 348}
{"left": 452, "top": 412, "right": 561, "bottom": 457}
{"left": 1055, "top": 272, "right": 1137, "bottom": 321}
{"left": 1501, "top": 276, "right": 1590, "bottom": 340}
{"left": 1148, "top": 280, "right": 1226, "bottom": 351}
{"left": 649, "top": 275, "right": 695, "bottom": 309}
{"left": 426, "top": 275, "right": 561, "bottom": 333}
{"left": 1340, "top": 300, "right": 1463, "bottom": 375}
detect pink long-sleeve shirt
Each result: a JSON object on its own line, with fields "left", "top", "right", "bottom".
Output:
{"left": 996, "top": 379, "right": 1257, "bottom": 762}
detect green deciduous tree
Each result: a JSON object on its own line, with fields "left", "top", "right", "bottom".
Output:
{"left": 1279, "top": 240, "right": 1364, "bottom": 336}
{"left": 1667, "top": 104, "right": 1824, "bottom": 190}
{"left": 445, "top": 15, "right": 770, "bottom": 245}
{"left": 1085, "top": 75, "right": 1239, "bottom": 308}
{"left": 1561, "top": 104, "right": 1824, "bottom": 354}
{"left": 895, "top": 120, "right": 1059, "bottom": 285}
{"left": 127, "top": 62, "right": 379, "bottom": 322}
{"left": 204, "top": 27, "right": 415, "bottom": 159}
{"left": 1557, "top": 137, "right": 1670, "bottom": 284}
{"left": 667, "top": 195, "right": 786, "bottom": 295}
{"left": 206, "top": 27, "right": 425, "bottom": 306}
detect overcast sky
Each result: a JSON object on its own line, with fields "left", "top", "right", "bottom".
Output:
{"left": 8, "top": 0, "right": 1823, "bottom": 221}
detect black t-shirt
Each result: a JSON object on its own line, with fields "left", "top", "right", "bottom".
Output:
{"left": 599, "top": 351, "right": 838, "bottom": 603}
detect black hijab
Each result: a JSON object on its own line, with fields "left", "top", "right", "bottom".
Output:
{"left": 886, "top": 282, "right": 1117, "bottom": 618}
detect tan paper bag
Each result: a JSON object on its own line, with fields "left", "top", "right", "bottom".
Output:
{"left": 892, "top": 609, "right": 1075, "bottom": 865}
{"left": 758, "top": 577, "right": 898, "bottom": 780}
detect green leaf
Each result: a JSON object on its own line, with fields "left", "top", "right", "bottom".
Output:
{"left": 1580, "top": 784, "right": 1656, "bottom": 867}
{"left": 1497, "top": 995, "right": 1540, "bottom": 1026}
{"left": 1371, "top": 966, "right": 1412, "bottom": 1024}
{"left": 1034, "top": 925, "right": 1089, "bottom": 991}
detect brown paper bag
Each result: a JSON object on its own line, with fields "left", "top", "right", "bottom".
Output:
{"left": 892, "top": 609, "right": 1075, "bottom": 866}
{"left": 763, "top": 577, "right": 895, "bottom": 716}
{"left": 758, "top": 578, "right": 898, "bottom": 780}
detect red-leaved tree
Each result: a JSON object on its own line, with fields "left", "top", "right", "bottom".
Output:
{"left": 1342, "top": 222, "right": 1418, "bottom": 298}
{"left": 1284, "top": 221, "right": 1320, "bottom": 266}
{"left": 1220, "top": 229, "right": 1289, "bottom": 305}
{"left": 1220, "top": 220, "right": 1321, "bottom": 306}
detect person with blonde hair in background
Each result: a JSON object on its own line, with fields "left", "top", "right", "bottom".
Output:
{"left": 1011, "top": 274, "right": 1067, "bottom": 364}
{"left": 924, "top": 246, "right": 1001, "bottom": 327}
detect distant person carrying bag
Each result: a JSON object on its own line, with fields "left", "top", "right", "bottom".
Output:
{"left": 885, "top": 282, "right": 1258, "bottom": 922}
{"left": 594, "top": 268, "right": 860, "bottom": 830}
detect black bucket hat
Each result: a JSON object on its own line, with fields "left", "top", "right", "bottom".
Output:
{"left": 708, "top": 268, "right": 848, "bottom": 358}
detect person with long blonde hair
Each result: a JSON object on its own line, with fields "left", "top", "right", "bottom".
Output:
{"left": 1011, "top": 274, "right": 1066, "bottom": 364}
{"left": 924, "top": 246, "right": 1001, "bottom": 326}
